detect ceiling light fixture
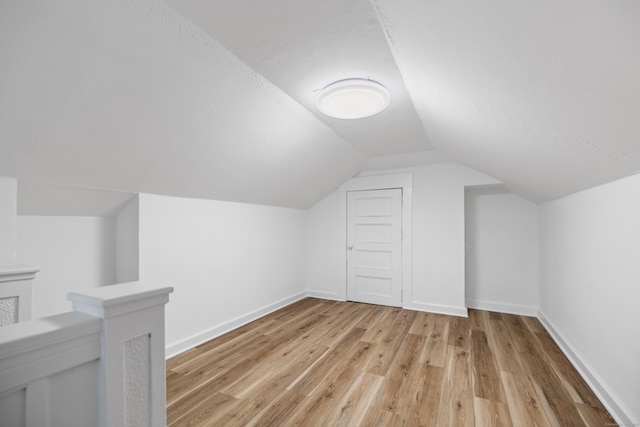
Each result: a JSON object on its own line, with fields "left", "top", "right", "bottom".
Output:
{"left": 316, "top": 78, "right": 390, "bottom": 119}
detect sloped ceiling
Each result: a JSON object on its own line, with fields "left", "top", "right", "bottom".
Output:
{"left": 0, "top": 0, "right": 365, "bottom": 210}
{"left": 163, "top": 0, "right": 432, "bottom": 157}
{"left": 373, "top": 0, "right": 640, "bottom": 201}
{"left": 1, "top": 0, "right": 639, "bottom": 211}
{"left": 17, "top": 181, "right": 136, "bottom": 217}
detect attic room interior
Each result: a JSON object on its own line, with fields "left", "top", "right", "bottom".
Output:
{"left": 0, "top": 0, "right": 638, "bottom": 426}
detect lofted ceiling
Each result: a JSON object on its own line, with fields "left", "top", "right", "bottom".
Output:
{"left": 373, "top": 0, "right": 640, "bottom": 201}
{"left": 1, "top": 0, "right": 639, "bottom": 212}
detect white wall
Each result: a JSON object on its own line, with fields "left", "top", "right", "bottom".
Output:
{"left": 116, "top": 196, "right": 139, "bottom": 283}
{"left": 410, "top": 163, "right": 500, "bottom": 314}
{"left": 539, "top": 174, "right": 640, "bottom": 425}
{"left": 305, "top": 190, "right": 340, "bottom": 300}
{"left": 0, "top": 177, "right": 17, "bottom": 265}
{"left": 138, "top": 193, "right": 307, "bottom": 356}
{"left": 17, "top": 216, "right": 116, "bottom": 318}
{"left": 306, "top": 162, "right": 500, "bottom": 315}
{"left": 465, "top": 186, "right": 539, "bottom": 315}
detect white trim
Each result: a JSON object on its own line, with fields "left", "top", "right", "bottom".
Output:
{"left": 0, "top": 265, "right": 40, "bottom": 322}
{"left": 338, "top": 173, "right": 413, "bottom": 306}
{"left": 466, "top": 299, "right": 538, "bottom": 317}
{"left": 0, "top": 312, "right": 102, "bottom": 395}
{"left": 537, "top": 310, "right": 638, "bottom": 427}
{"left": 306, "top": 290, "right": 345, "bottom": 302}
{"left": 68, "top": 281, "right": 173, "bottom": 319}
{"left": 0, "top": 265, "right": 40, "bottom": 283}
{"left": 165, "top": 292, "right": 307, "bottom": 359}
{"left": 356, "top": 168, "right": 413, "bottom": 177}
{"left": 26, "top": 378, "right": 50, "bottom": 427}
{"left": 69, "top": 282, "right": 173, "bottom": 427}
{"left": 403, "top": 301, "right": 468, "bottom": 318}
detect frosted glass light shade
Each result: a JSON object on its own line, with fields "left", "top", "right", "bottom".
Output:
{"left": 316, "top": 79, "right": 390, "bottom": 119}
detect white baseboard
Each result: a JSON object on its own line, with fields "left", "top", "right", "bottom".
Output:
{"left": 466, "top": 299, "right": 538, "bottom": 317}
{"left": 306, "top": 290, "right": 345, "bottom": 302}
{"left": 403, "top": 301, "right": 468, "bottom": 317}
{"left": 537, "top": 310, "right": 638, "bottom": 427}
{"left": 165, "top": 292, "right": 307, "bottom": 359}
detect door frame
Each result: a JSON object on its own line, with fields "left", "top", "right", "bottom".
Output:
{"left": 338, "top": 173, "right": 413, "bottom": 306}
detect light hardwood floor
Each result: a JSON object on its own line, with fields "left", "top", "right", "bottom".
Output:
{"left": 166, "top": 298, "right": 615, "bottom": 426}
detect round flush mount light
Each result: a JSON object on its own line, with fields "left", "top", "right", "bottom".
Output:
{"left": 316, "top": 79, "right": 390, "bottom": 119}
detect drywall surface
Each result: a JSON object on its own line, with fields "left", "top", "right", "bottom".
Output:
{"left": 305, "top": 163, "right": 500, "bottom": 315}
{"left": 138, "top": 193, "right": 307, "bottom": 353}
{"left": 374, "top": 0, "right": 640, "bottom": 203}
{"left": 165, "top": 0, "right": 432, "bottom": 157}
{"left": 116, "top": 196, "right": 139, "bottom": 284}
{"left": 410, "top": 163, "right": 500, "bottom": 313}
{"left": 539, "top": 174, "right": 640, "bottom": 424}
{"left": 306, "top": 190, "right": 340, "bottom": 299}
{"left": 0, "top": 177, "right": 17, "bottom": 265}
{"left": 17, "top": 216, "right": 116, "bottom": 318}
{"left": 465, "top": 187, "right": 539, "bottom": 314}
{"left": 0, "top": 0, "right": 364, "bottom": 210}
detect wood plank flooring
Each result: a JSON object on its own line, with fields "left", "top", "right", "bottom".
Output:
{"left": 166, "top": 298, "right": 615, "bottom": 426}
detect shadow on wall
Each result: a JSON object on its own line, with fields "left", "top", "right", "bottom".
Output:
{"left": 15, "top": 181, "right": 139, "bottom": 318}
{"left": 464, "top": 185, "right": 540, "bottom": 315}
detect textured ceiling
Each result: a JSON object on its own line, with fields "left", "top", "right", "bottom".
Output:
{"left": 373, "top": 0, "right": 640, "bottom": 201}
{"left": 17, "top": 181, "right": 136, "bottom": 217}
{"left": 164, "top": 0, "right": 432, "bottom": 157}
{"left": 0, "top": 0, "right": 365, "bottom": 210}
{"left": 1, "top": 0, "right": 639, "bottom": 212}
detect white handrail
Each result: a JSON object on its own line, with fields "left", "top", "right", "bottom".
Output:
{"left": 69, "top": 282, "right": 174, "bottom": 427}
{"left": 0, "top": 281, "right": 173, "bottom": 427}
{"left": 0, "top": 265, "right": 40, "bottom": 325}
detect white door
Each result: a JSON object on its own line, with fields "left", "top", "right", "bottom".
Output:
{"left": 346, "top": 188, "right": 402, "bottom": 307}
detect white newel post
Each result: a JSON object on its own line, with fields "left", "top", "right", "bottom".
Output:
{"left": 0, "top": 265, "right": 39, "bottom": 325}
{"left": 68, "top": 282, "right": 174, "bottom": 427}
